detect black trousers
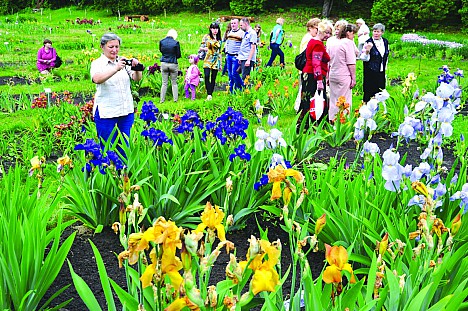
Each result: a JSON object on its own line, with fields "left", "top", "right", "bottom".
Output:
{"left": 204, "top": 68, "right": 218, "bottom": 96}
{"left": 297, "top": 73, "right": 328, "bottom": 131}
{"left": 363, "top": 67, "right": 386, "bottom": 102}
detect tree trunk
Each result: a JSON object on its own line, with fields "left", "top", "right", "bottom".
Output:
{"left": 322, "top": 0, "right": 334, "bottom": 17}
{"left": 35, "top": 0, "right": 45, "bottom": 9}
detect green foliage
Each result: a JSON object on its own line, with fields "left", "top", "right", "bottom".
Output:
{"left": 372, "top": 0, "right": 456, "bottom": 30}
{"left": 229, "top": 0, "right": 267, "bottom": 15}
{"left": 460, "top": 0, "right": 468, "bottom": 28}
{"left": 0, "top": 165, "right": 76, "bottom": 310}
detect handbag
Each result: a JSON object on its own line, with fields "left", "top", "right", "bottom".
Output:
{"left": 309, "top": 89, "right": 325, "bottom": 121}
{"left": 294, "top": 50, "right": 306, "bottom": 71}
{"left": 54, "top": 55, "right": 63, "bottom": 68}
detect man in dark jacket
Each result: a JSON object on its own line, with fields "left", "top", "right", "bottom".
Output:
{"left": 159, "top": 29, "right": 181, "bottom": 103}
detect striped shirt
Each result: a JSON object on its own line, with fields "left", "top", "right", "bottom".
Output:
{"left": 224, "top": 28, "right": 244, "bottom": 55}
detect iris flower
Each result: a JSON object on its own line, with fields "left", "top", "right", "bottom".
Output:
{"left": 29, "top": 156, "right": 45, "bottom": 176}
{"left": 267, "top": 165, "right": 304, "bottom": 200}
{"left": 323, "top": 244, "right": 356, "bottom": 284}
{"left": 195, "top": 202, "right": 226, "bottom": 241}
{"left": 251, "top": 265, "right": 280, "bottom": 295}
{"left": 450, "top": 183, "right": 468, "bottom": 214}
{"left": 57, "top": 155, "right": 72, "bottom": 172}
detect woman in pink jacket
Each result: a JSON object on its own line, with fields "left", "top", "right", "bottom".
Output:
{"left": 37, "top": 39, "right": 57, "bottom": 74}
{"left": 184, "top": 54, "right": 201, "bottom": 100}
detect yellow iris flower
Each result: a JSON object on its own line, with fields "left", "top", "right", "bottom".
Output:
{"left": 267, "top": 165, "right": 304, "bottom": 201}
{"left": 251, "top": 265, "right": 280, "bottom": 295}
{"left": 195, "top": 202, "right": 226, "bottom": 241}
{"left": 137, "top": 217, "right": 182, "bottom": 254}
{"left": 323, "top": 244, "right": 356, "bottom": 284}
{"left": 451, "top": 213, "right": 461, "bottom": 235}
{"left": 140, "top": 247, "right": 184, "bottom": 289}
{"left": 165, "top": 296, "right": 200, "bottom": 311}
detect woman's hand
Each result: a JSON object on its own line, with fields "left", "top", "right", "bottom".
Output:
{"left": 116, "top": 58, "right": 127, "bottom": 71}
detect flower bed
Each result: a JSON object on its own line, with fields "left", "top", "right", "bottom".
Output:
{"left": 401, "top": 33, "right": 463, "bottom": 48}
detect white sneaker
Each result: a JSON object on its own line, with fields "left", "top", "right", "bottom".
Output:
{"left": 207, "top": 95, "right": 212, "bottom": 100}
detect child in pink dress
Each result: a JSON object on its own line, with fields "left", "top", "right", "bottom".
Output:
{"left": 184, "top": 54, "right": 201, "bottom": 100}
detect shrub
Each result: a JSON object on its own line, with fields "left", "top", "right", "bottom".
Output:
{"left": 371, "top": 0, "right": 456, "bottom": 30}
{"left": 229, "top": 0, "right": 266, "bottom": 15}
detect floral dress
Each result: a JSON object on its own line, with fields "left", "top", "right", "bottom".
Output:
{"left": 203, "top": 36, "right": 221, "bottom": 71}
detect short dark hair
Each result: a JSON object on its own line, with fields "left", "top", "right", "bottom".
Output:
{"left": 43, "top": 39, "right": 52, "bottom": 45}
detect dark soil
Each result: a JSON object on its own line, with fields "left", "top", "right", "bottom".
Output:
{"left": 42, "top": 217, "right": 324, "bottom": 310}
{"left": 314, "top": 132, "right": 458, "bottom": 171}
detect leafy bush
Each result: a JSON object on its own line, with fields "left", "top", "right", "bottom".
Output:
{"left": 372, "top": 0, "right": 455, "bottom": 30}
{"left": 460, "top": 0, "right": 468, "bottom": 28}
{"left": 229, "top": 0, "right": 267, "bottom": 15}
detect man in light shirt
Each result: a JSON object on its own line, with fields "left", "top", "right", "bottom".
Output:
{"left": 224, "top": 18, "right": 244, "bottom": 92}
{"left": 238, "top": 18, "right": 257, "bottom": 85}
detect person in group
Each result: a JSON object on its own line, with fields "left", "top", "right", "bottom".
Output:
{"left": 327, "top": 24, "right": 357, "bottom": 122}
{"left": 254, "top": 24, "right": 263, "bottom": 48}
{"left": 297, "top": 20, "right": 332, "bottom": 131}
{"left": 265, "top": 18, "right": 285, "bottom": 67}
{"left": 159, "top": 29, "right": 181, "bottom": 103}
{"left": 326, "top": 19, "right": 347, "bottom": 49}
{"left": 356, "top": 18, "right": 370, "bottom": 53}
{"left": 37, "top": 39, "right": 57, "bottom": 74}
{"left": 360, "top": 23, "right": 389, "bottom": 103}
{"left": 184, "top": 54, "right": 201, "bottom": 100}
{"left": 295, "top": 18, "right": 321, "bottom": 111}
{"left": 238, "top": 18, "right": 257, "bottom": 83}
{"left": 224, "top": 18, "right": 244, "bottom": 92}
{"left": 202, "top": 22, "right": 222, "bottom": 100}
{"left": 221, "top": 22, "right": 232, "bottom": 76}
{"left": 90, "top": 33, "right": 143, "bottom": 153}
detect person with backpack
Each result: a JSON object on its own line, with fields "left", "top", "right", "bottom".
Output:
{"left": 296, "top": 20, "right": 332, "bottom": 132}
{"left": 265, "top": 18, "right": 285, "bottom": 67}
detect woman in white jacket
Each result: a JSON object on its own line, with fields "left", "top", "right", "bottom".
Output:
{"left": 356, "top": 18, "right": 370, "bottom": 53}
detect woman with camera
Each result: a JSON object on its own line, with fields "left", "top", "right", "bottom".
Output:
{"left": 90, "top": 33, "right": 143, "bottom": 154}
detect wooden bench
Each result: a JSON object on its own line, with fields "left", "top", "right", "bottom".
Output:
{"left": 124, "top": 15, "right": 149, "bottom": 22}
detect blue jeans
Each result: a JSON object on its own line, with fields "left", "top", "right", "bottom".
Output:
{"left": 266, "top": 43, "right": 284, "bottom": 67}
{"left": 94, "top": 108, "right": 134, "bottom": 155}
{"left": 226, "top": 54, "right": 243, "bottom": 92}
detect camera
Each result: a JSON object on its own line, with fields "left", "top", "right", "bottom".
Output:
{"left": 124, "top": 59, "right": 133, "bottom": 66}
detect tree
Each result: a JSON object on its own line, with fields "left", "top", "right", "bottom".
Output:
{"left": 321, "top": 0, "right": 353, "bottom": 18}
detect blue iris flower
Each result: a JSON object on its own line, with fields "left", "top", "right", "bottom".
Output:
{"left": 254, "top": 174, "right": 269, "bottom": 191}
{"left": 142, "top": 128, "right": 173, "bottom": 146}
{"left": 140, "top": 100, "right": 159, "bottom": 124}
{"left": 75, "top": 139, "right": 107, "bottom": 174}
{"left": 106, "top": 150, "right": 125, "bottom": 170}
{"left": 229, "top": 144, "right": 251, "bottom": 162}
